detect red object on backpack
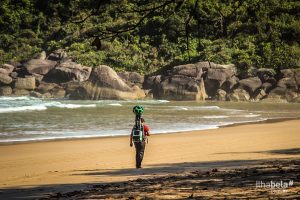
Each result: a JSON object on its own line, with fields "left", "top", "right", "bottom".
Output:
{"left": 143, "top": 124, "right": 150, "bottom": 136}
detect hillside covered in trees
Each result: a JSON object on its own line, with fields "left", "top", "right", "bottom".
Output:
{"left": 0, "top": 0, "right": 299, "bottom": 74}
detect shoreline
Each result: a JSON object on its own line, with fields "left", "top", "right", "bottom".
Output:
{"left": 1, "top": 116, "right": 300, "bottom": 146}
{"left": 0, "top": 118, "right": 299, "bottom": 198}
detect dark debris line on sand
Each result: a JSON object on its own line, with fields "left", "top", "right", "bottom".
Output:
{"left": 44, "top": 160, "right": 300, "bottom": 200}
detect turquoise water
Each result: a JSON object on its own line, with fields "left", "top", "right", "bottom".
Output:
{"left": 0, "top": 96, "right": 300, "bottom": 143}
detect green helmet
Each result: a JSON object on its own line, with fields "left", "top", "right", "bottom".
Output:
{"left": 133, "top": 105, "right": 144, "bottom": 115}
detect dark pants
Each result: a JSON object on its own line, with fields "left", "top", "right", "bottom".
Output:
{"left": 134, "top": 141, "right": 146, "bottom": 168}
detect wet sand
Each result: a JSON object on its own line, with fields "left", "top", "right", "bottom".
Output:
{"left": 0, "top": 119, "right": 299, "bottom": 199}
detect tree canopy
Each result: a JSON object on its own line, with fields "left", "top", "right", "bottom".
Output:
{"left": 0, "top": 0, "right": 299, "bottom": 73}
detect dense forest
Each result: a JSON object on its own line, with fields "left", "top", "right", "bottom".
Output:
{"left": 0, "top": 0, "right": 299, "bottom": 74}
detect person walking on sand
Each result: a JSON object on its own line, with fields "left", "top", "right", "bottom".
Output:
{"left": 130, "top": 117, "right": 150, "bottom": 169}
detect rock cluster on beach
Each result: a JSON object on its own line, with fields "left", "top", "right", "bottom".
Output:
{"left": 1, "top": 50, "right": 300, "bottom": 102}
{"left": 145, "top": 62, "right": 300, "bottom": 102}
{"left": 0, "top": 50, "right": 145, "bottom": 100}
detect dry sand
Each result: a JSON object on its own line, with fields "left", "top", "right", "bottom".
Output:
{"left": 0, "top": 119, "right": 299, "bottom": 199}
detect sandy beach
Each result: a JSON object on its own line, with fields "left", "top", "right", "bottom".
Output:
{"left": 0, "top": 119, "right": 300, "bottom": 199}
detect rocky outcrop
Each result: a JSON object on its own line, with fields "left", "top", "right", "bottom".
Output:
{"left": 118, "top": 71, "right": 144, "bottom": 87}
{"left": 0, "top": 50, "right": 299, "bottom": 103}
{"left": 253, "top": 89, "right": 267, "bottom": 101}
{"left": 238, "top": 77, "right": 262, "bottom": 95}
{"left": 13, "top": 89, "right": 30, "bottom": 96}
{"left": 1, "top": 64, "right": 14, "bottom": 74}
{"left": 277, "top": 77, "right": 298, "bottom": 90}
{"left": 156, "top": 75, "right": 207, "bottom": 100}
{"left": 24, "top": 59, "right": 57, "bottom": 75}
{"left": 0, "top": 73, "right": 13, "bottom": 84}
{"left": 215, "top": 89, "right": 227, "bottom": 101}
{"left": 89, "top": 65, "right": 132, "bottom": 91}
{"left": 257, "top": 68, "right": 276, "bottom": 82}
{"left": 43, "top": 60, "right": 91, "bottom": 83}
{"left": 145, "top": 63, "right": 207, "bottom": 101}
{"left": 204, "top": 68, "right": 235, "bottom": 97}
{"left": 70, "top": 65, "right": 145, "bottom": 100}
{"left": 0, "top": 86, "right": 12, "bottom": 96}
{"left": 15, "top": 77, "right": 36, "bottom": 90}
{"left": 227, "top": 89, "right": 250, "bottom": 102}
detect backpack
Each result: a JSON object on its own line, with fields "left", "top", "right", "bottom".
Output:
{"left": 132, "top": 116, "right": 145, "bottom": 142}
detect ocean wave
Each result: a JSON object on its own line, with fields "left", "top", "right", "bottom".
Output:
{"left": 124, "top": 99, "right": 170, "bottom": 104}
{"left": 171, "top": 106, "right": 221, "bottom": 110}
{"left": 0, "top": 101, "right": 97, "bottom": 113}
{"left": 238, "top": 114, "right": 261, "bottom": 118}
{"left": 0, "top": 105, "right": 47, "bottom": 113}
{"left": 47, "top": 102, "right": 97, "bottom": 108}
{"left": 108, "top": 103, "right": 122, "bottom": 106}
{"left": 0, "top": 96, "right": 39, "bottom": 101}
{"left": 203, "top": 115, "right": 229, "bottom": 119}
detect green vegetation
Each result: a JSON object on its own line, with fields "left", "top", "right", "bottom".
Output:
{"left": 0, "top": 0, "right": 299, "bottom": 74}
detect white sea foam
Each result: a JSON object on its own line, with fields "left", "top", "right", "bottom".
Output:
{"left": 46, "top": 102, "right": 96, "bottom": 108}
{"left": 203, "top": 115, "right": 229, "bottom": 119}
{"left": 156, "top": 100, "right": 170, "bottom": 103}
{"left": 238, "top": 114, "right": 261, "bottom": 118}
{"left": 171, "top": 105, "right": 221, "bottom": 110}
{"left": 0, "top": 105, "right": 47, "bottom": 113}
{"left": 0, "top": 96, "right": 38, "bottom": 101}
{"left": 0, "top": 100, "right": 97, "bottom": 113}
{"left": 108, "top": 103, "right": 122, "bottom": 106}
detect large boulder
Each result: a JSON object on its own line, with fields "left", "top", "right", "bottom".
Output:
{"left": 261, "top": 82, "right": 275, "bottom": 93}
{"left": 24, "top": 59, "right": 57, "bottom": 75}
{"left": 263, "top": 87, "right": 299, "bottom": 102}
{"left": 0, "top": 68, "right": 8, "bottom": 74}
{"left": 1, "top": 64, "right": 14, "bottom": 74}
{"left": 43, "top": 60, "right": 91, "bottom": 83}
{"left": 294, "top": 69, "right": 300, "bottom": 87}
{"left": 70, "top": 82, "right": 145, "bottom": 100}
{"left": 0, "top": 86, "right": 12, "bottom": 96}
{"left": 15, "top": 77, "right": 36, "bottom": 90}
{"left": 280, "top": 69, "right": 294, "bottom": 78}
{"left": 51, "top": 87, "right": 66, "bottom": 98}
{"left": 154, "top": 75, "right": 207, "bottom": 100}
{"left": 0, "top": 73, "right": 13, "bottom": 84}
{"left": 13, "top": 89, "right": 30, "bottom": 96}
{"left": 204, "top": 68, "right": 235, "bottom": 97}
{"left": 215, "top": 89, "right": 227, "bottom": 101}
{"left": 89, "top": 65, "right": 131, "bottom": 91}
{"left": 262, "top": 87, "right": 288, "bottom": 102}
{"left": 292, "top": 96, "right": 300, "bottom": 103}
{"left": 220, "top": 76, "right": 239, "bottom": 93}
{"left": 238, "top": 77, "right": 262, "bottom": 95}
{"left": 253, "top": 89, "right": 267, "bottom": 101}
{"left": 29, "top": 91, "right": 43, "bottom": 98}
{"left": 257, "top": 68, "right": 276, "bottom": 82}
{"left": 62, "top": 81, "right": 82, "bottom": 96}
{"left": 118, "top": 71, "right": 144, "bottom": 87}
{"left": 36, "top": 82, "right": 59, "bottom": 94}
{"left": 171, "top": 63, "right": 203, "bottom": 78}
{"left": 198, "top": 61, "right": 236, "bottom": 72}
{"left": 277, "top": 77, "right": 298, "bottom": 90}
{"left": 143, "top": 75, "right": 159, "bottom": 89}
{"left": 70, "top": 65, "right": 145, "bottom": 100}
{"left": 227, "top": 89, "right": 250, "bottom": 101}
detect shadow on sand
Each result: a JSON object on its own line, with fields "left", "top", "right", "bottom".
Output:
{"left": 214, "top": 148, "right": 300, "bottom": 156}
{"left": 1, "top": 148, "right": 299, "bottom": 199}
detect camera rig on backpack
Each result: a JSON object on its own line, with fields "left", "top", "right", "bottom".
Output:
{"left": 132, "top": 105, "right": 144, "bottom": 142}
